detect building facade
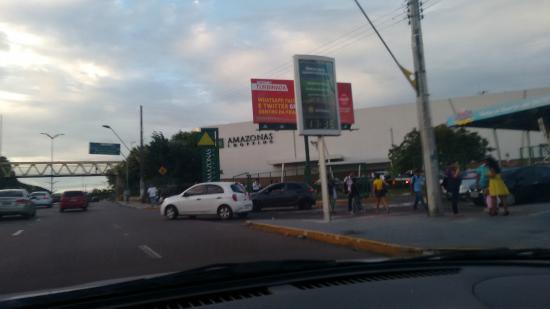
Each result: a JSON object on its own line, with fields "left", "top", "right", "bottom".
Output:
{"left": 216, "top": 87, "right": 550, "bottom": 182}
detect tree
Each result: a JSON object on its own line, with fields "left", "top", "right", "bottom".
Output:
{"left": 107, "top": 130, "right": 202, "bottom": 195}
{"left": 388, "top": 125, "right": 490, "bottom": 174}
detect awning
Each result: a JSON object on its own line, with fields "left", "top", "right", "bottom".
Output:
{"left": 447, "top": 94, "right": 550, "bottom": 131}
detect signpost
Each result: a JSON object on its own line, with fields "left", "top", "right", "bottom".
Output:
{"left": 293, "top": 55, "right": 340, "bottom": 222}
{"left": 89, "top": 142, "right": 121, "bottom": 155}
{"left": 197, "top": 128, "right": 220, "bottom": 182}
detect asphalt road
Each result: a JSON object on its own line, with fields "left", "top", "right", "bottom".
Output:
{"left": 0, "top": 201, "right": 373, "bottom": 296}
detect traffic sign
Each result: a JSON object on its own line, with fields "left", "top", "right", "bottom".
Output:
{"left": 158, "top": 165, "right": 167, "bottom": 176}
{"left": 89, "top": 142, "right": 121, "bottom": 155}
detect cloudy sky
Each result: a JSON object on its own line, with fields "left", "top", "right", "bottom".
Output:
{"left": 1, "top": 0, "right": 549, "bottom": 190}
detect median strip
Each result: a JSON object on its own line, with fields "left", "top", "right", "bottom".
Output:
{"left": 246, "top": 221, "right": 423, "bottom": 257}
{"left": 138, "top": 245, "right": 162, "bottom": 259}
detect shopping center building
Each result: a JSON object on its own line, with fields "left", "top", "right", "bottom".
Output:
{"left": 216, "top": 87, "right": 550, "bottom": 183}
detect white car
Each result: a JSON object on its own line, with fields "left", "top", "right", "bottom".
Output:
{"left": 30, "top": 191, "right": 53, "bottom": 208}
{"left": 160, "top": 182, "right": 252, "bottom": 220}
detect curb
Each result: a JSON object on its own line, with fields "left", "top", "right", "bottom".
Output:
{"left": 246, "top": 221, "right": 424, "bottom": 257}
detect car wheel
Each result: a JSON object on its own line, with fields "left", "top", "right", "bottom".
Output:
{"left": 217, "top": 205, "right": 233, "bottom": 220}
{"left": 59, "top": 208, "right": 64, "bottom": 212}
{"left": 82, "top": 207, "right": 87, "bottom": 212}
{"left": 252, "top": 202, "right": 261, "bottom": 212}
{"left": 165, "top": 205, "right": 178, "bottom": 220}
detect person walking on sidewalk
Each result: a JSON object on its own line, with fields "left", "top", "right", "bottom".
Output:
{"left": 328, "top": 177, "right": 337, "bottom": 214}
{"left": 443, "top": 162, "right": 462, "bottom": 215}
{"left": 411, "top": 169, "right": 427, "bottom": 211}
{"left": 372, "top": 174, "right": 389, "bottom": 213}
{"left": 350, "top": 178, "right": 362, "bottom": 214}
{"left": 475, "top": 159, "right": 490, "bottom": 212}
{"left": 485, "top": 157, "right": 510, "bottom": 216}
{"left": 344, "top": 172, "right": 355, "bottom": 213}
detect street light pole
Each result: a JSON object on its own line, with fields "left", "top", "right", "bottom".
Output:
{"left": 40, "top": 132, "right": 64, "bottom": 193}
{"left": 102, "top": 125, "right": 131, "bottom": 198}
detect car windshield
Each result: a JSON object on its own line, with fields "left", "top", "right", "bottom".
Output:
{"left": 1, "top": 0, "right": 549, "bottom": 301}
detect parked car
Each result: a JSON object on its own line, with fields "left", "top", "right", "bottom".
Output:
{"left": 30, "top": 191, "right": 53, "bottom": 208}
{"left": 60, "top": 190, "right": 88, "bottom": 212}
{"left": 51, "top": 193, "right": 61, "bottom": 203}
{"left": 251, "top": 182, "right": 316, "bottom": 211}
{"left": 0, "top": 189, "right": 36, "bottom": 219}
{"left": 160, "top": 182, "right": 252, "bottom": 220}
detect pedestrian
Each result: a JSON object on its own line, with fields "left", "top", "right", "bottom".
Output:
{"left": 252, "top": 179, "right": 260, "bottom": 192}
{"left": 328, "top": 177, "right": 337, "bottom": 213}
{"left": 485, "top": 157, "right": 510, "bottom": 216}
{"left": 351, "top": 177, "right": 362, "bottom": 213}
{"left": 147, "top": 185, "right": 158, "bottom": 205}
{"left": 475, "top": 159, "right": 490, "bottom": 211}
{"left": 372, "top": 174, "right": 389, "bottom": 213}
{"left": 344, "top": 172, "right": 355, "bottom": 213}
{"left": 411, "top": 169, "right": 427, "bottom": 211}
{"left": 443, "top": 162, "right": 462, "bottom": 215}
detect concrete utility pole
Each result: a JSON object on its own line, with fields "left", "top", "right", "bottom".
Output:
{"left": 139, "top": 105, "right": 145, "bottom": 202}
{"left": 408, "top": 0, "right": 443, "bottom": 216}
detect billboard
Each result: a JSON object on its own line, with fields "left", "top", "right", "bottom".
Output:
{"left": 251, "top": 79, "right": 354, "bottom": 128}
{"left": 89, "top": 142, "right": 120, "bottom": 155}
{"left": 294, "top": 55, "right": 340, "bottom": 136}
{"left": 197, "top": 128, "right": 220, "bottom": 182}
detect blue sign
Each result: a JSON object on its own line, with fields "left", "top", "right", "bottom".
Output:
{"left": 89, "top": 142, "right": 121, "bottom": 155}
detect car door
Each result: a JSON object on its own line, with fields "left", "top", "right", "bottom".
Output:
{"left": 284, "top": 183, "right": 302, "bottom": 206}
{"left": 198, "top": 184, "right": 225, "bottom": 214}
{"left": 177, "top": 185, "right": 207, "bottom": 214}
{"left": 261, "top": 183, "right": 285, "bottom": 207}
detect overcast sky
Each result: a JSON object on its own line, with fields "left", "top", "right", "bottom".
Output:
{"left": 1, "top": 0, "right": 549, "bottom": 190}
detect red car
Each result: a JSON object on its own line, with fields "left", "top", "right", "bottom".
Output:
{"left": 59, "top": 191, "right": 88, "bottom": 212}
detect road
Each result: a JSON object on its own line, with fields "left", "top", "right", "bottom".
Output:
{"left": 0, "top": 201, "right": 373, "bottom": 296}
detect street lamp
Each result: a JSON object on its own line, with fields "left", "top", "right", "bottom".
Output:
{"left": 40, "top": 132, "right": 64, "bottom": 193}
{"left": 102, "top": 125, "right": 131, "bottom": 199}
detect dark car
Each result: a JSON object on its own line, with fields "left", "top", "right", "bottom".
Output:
{"left": 51, "top": 193, "right": 61, "bottom": 203}
{"left": 501, "top": 164, "right": 550, "bottom": 205}
{"left": 251, "top": 182, "right": 316, "bottom": 211}
{"left": 60, "top": 190, "right": 88, "bottom": 212}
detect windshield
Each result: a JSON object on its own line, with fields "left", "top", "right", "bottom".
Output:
{"left": 1, "top": 0, "right": 549, "bottom": 299}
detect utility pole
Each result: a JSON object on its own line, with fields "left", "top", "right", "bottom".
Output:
{"left": 139, "top": 105, "right": 145, "bottom": 202}
{"left": 303, "top": 136, "right": 312, "bottom": 185}
{"left": 408, "top": 0, "right": 443, "bottom": 216}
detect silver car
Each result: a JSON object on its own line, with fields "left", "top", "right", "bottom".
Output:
{"left": 30, "top": 191, "right": 53, "bottom": 208}
{"left": 0, "top": 189, "right": 36, "bottom": 219}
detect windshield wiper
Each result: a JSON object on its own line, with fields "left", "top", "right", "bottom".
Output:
{"left": 410, "top": 248, "right": 550, "bottom": 262}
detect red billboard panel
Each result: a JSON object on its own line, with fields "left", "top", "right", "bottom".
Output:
{"left": 251, "top": 79, "right": 354, "bottom": 125}
{"left": 338, "top": 83, "right": 355, "bottom": 125}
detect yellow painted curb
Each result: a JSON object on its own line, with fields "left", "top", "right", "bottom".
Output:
{"left": 246, "top": 221, "right": 424, "bottom": 257}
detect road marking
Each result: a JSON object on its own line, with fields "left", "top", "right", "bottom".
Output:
{"left": 12, "top": 230, "right": 24, "bottom": 237}
{"left": 138, "top": 245, "right": 162, "bottom": 259}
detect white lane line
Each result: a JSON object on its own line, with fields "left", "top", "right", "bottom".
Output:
{"left": 138, "top": 245, "right": 162, "bottom": 259}
{"left": 12, "top": 230, "right": 24, "bottom": 237}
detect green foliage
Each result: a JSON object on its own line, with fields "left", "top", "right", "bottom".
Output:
{"left": 389, "top": 125, "right": 489, "bottom": 174}
{"left": 107, "top": 130, "right": 202, "bottom": 194}
{"left": 0, "top": 156, "right": 49, "bottom": 192}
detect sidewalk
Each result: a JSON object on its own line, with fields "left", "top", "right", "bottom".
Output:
{"left": 247, "top": 202, "right": 550, "bottom": 256}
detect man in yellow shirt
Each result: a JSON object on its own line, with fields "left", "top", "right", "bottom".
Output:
{"left": 372, "top": 174, "right": 389, "bottom": 212}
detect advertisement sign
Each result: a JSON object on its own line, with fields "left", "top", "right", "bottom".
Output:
{"left": 197, "top": 128, "right": 220, "bottom": 182}
{"left": 251, "top": 79, "right": 296, "bottom": 124}
{"left": 89, "top": 142, "right": 120, "bottom": 155}
{"left": 251, "top": 79, "right": 354, "bottom": 129}
{"left": 293, "top": 55, "right": 340, "bottom": 136}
